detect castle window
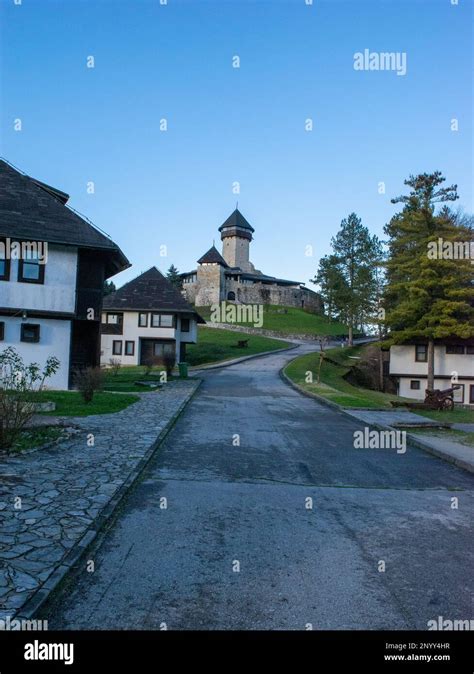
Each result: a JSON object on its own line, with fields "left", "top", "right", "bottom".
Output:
{"left": 227, "top": 291, "right": 236, "bottom": 301}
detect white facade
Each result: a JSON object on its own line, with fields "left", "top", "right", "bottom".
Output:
{"left": 0, "top": 244, "right": 78, "bottom": 390}
{"left": 100, "top": 310, "right": 198, "bottom": 367}
{"left": 390, "top": 344, "right": 474, "bottom": 405}
{"left": 1, "top": 315, "right": 71, "bottom": 389}
{"left": 1, "top": 245, "right": 77, "bottom": 313}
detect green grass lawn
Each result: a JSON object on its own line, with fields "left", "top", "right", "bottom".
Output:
{"left": 414, "top": 408, "right": 474, "bottom": 424}
{"left": 186, "top": 326, "right": 291, "bottom": 366}
{"left": 33, "top": 390, "right": 139, "bottom": 416}
{"left": 285, "top": 347, "right": 474, "bottom": 419}
{"left": 284, "top": 346, "right": 408, "bottom": 409}
{"left": 103, "top": 365, "right": 169, "bottom": 392}
{"left": 197, "top": 305, "right": 353, "bottom": 337}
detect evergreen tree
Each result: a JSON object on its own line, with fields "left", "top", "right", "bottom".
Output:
{"left": 383, "top": 171, "right": 473, "bottom": 391}
{"left": 310, "top": 254, "right": 346, "bottom": 322}
{"left": 166, "top": 264, "right": 182, "bottom": 290}
{"left": 329, "top": 213, "right": 382, "bottom": 345}
{"left": 103, "top": 280, "right": 116, "bottom": 296}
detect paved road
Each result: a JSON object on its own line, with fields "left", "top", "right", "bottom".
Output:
{"left": 44, "top": 346, "right": 474, "bottom": 630}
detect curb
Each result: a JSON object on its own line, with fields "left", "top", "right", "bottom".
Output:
{"left": 280, "top": 365, "right": 474, "bottom": 475}
{"left": 191, "top": 343, "right": 301, "bottom": 372}
{"left": 403, "top": 433, "right": 474, "bottom": 475}
{"left": 14, "top": 379, "right": 202, "bottom": 621}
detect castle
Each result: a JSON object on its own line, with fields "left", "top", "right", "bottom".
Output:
{"left": 180, "top": 209, "right": 322, "bottom": 312}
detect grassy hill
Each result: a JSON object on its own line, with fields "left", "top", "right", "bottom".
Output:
{"left": 284, "top": 346, "right": 403, "bottom": 409}
{"left": 197, "top": 305, "right": 351, "bottom": 337}
{"left": 186, "top": 327, "right": 291, "bottom": 366}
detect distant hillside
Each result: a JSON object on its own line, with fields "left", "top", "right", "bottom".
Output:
{"left": 197, "top": 305, "right": 353, "bottom": 337}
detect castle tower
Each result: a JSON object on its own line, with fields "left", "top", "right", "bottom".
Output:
{"left": 218, "top": 208, "right": 255, "bottom": 272}
{"left": 194, "top": 245, "right": 228, "bottom": 306}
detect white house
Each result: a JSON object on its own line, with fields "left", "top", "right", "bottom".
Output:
{"left": 0, "top": 159, "right": 129, "bottom": 389}
{"left": 389, "top": 339, "right": 474, "bottom": 405}
{"left": 100, "top": 267, "right": 204, "bottom": 367}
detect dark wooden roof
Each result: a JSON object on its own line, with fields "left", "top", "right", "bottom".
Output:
{"left": 218, "top": 208, "right": 254, "bottom": 233}
{"left": 103, "top": 267, "right": 205, "bottom": 321}
{"left": 225, "top": 270, "right": 302, "bottom": 286}
{"left": 197, "top": 245, "right": 229, "bottom": 267}
{"left": 0, "top": 159, "right": 129, "bottom": 277}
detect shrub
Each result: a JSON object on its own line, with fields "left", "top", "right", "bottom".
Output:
{"left": 74, "top": 367, "right": 105, "bottom": 403}
{"left": 109, "top": 358, "right": 121, "bottom": 376}
{"left": 0, "top": 347, "right": 60, "bottom": 453}
{"left": 143, "top": 355, "right": 162, "bottom": 377}
{"left": 162, "top": 352, "right": 176, "bottom": 379}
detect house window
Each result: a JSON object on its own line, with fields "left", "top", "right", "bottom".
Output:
{"left": 415, "top": 345, "right": 427, "bottom": 362}
{"left": 470, "top": 386, "right": 474, "bottom": 405}
{"left": 112, "top": 340, "right": 122, "bottom": 355}
{"left": 106, "top": 313, "right": 122, "bottom": 325}
{"left": 138, "top": 313, "right": 148, "bottom": 327}
{"left": 18, "top": 255, "right": 45, "bottom": 284}
{"left": 453, "top": 385, "right": 464, "bottom": 403}
{"left": 181, "top": 318, "right": 190, "bottom": 332}
{"left": 151, "top": 313, "right": 174, "bottom": 328}
{"left": 446, "top": 345, "right": 465, "bottom": 355}
{"left": 410, "top": 380, "right": 421, "bottom": 390}
{"left": 152, "top": 341, "right": 175, "bottom": 358}
{"left": 21, "top": 323, "right": 40, "bottom": 343}
{"left": 0, "top": 322, "right": 4, "bottom": 340}
{"left": 0, "top": 242, "right": 10, "bottom": 280}
{"left": 125, "top": 341, "right": 135, "bottom": 356}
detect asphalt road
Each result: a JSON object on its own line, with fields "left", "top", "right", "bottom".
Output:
{"left": 44, "top": 345, "right": 474, "bottom": 630}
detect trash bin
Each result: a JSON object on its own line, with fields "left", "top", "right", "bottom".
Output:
{"left": 178, "top": 362, "right": 188, "bottom": 379}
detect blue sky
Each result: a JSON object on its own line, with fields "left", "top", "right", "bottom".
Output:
{"left": 0, "top": 0, "right": 472, "bottom": 288}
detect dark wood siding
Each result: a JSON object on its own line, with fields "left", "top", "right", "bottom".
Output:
{"left": 75, "top": 250, "right": 106, "bottom": 321}
{"left": 69, "top": 320, "right": 100, "bottom": 386}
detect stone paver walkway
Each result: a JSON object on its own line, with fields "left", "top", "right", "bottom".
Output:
{"left": 0, "top": 380, "right": 198, "bottom": 618}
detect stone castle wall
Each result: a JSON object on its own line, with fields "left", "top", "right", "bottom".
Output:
{"left": 183, "top": 275, "right": 322, "bottom": 312}
{"left": 224, "top": 278, "right": 322, "bottom": 313}
{"left": 194, "top": 265, "right": 224, "bottom": 306}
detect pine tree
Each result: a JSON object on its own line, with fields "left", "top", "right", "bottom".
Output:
{"left": 166, "top": 264, "right": 182, "bottom": 290}
{"left": 311, "top": 254, "right": 346, "bottom": 322}
{"left": 329, "top": 213, "right": 382, "bottom": 345}
{"left": 103, "top": 280, "right": 116, "bottom": 296}
{"left": 383, "top": 171, "right": 474, "bottom": 391}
